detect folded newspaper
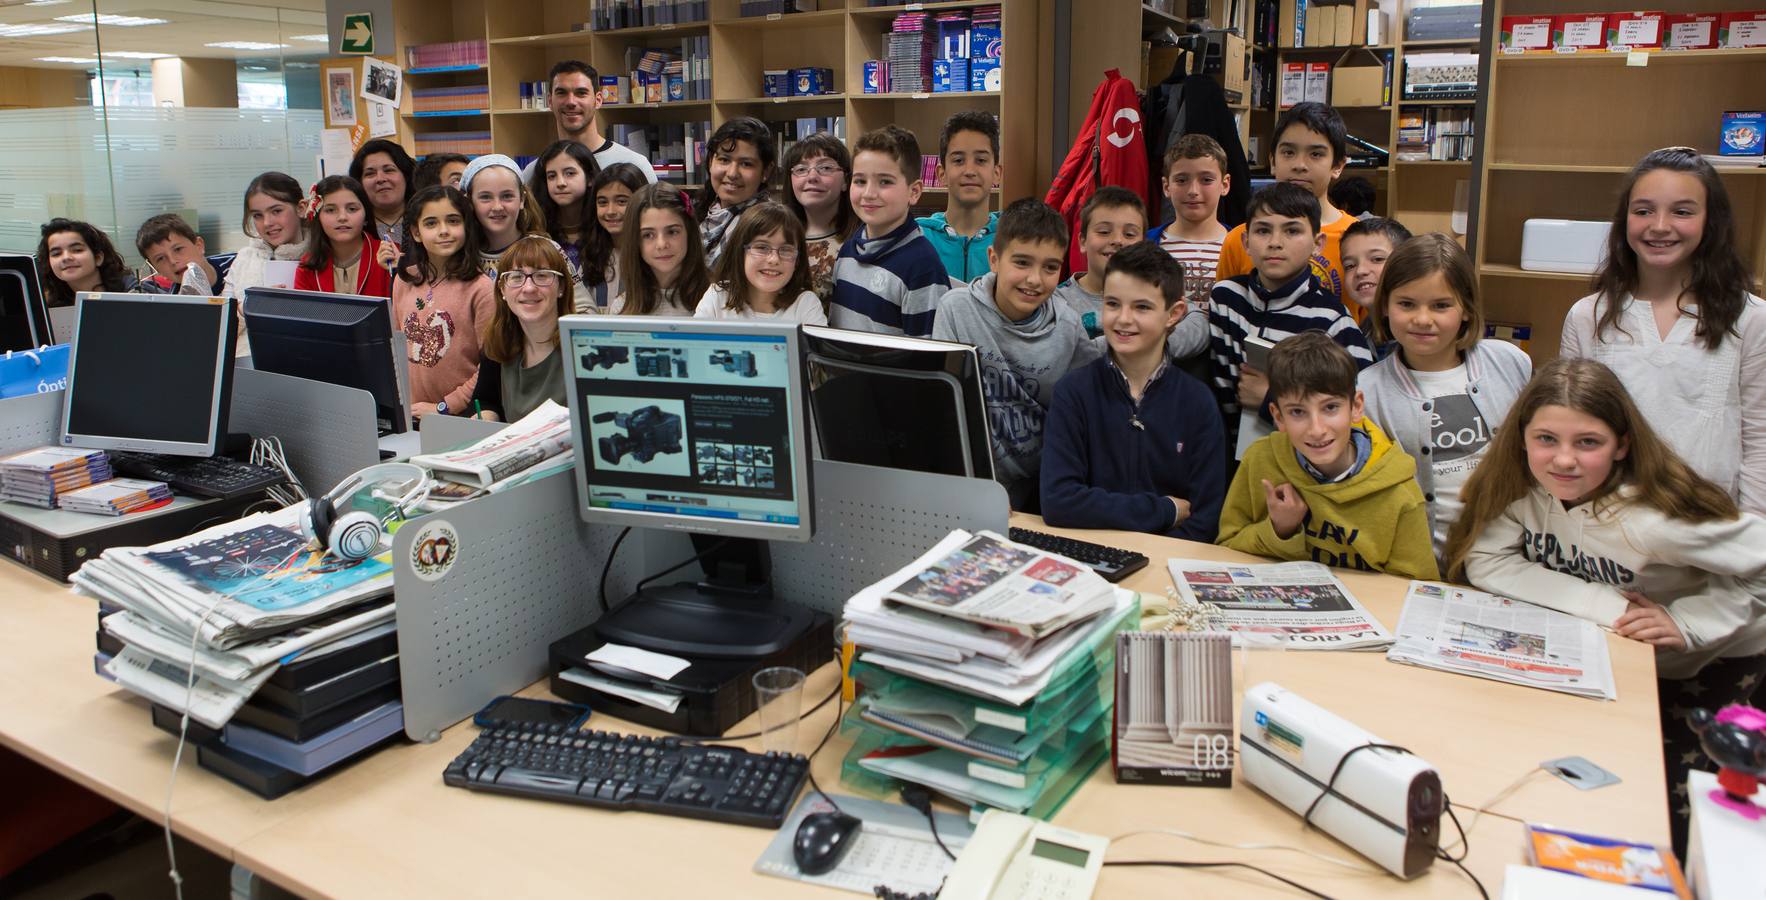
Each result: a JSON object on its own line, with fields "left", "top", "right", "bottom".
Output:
{"left": 1386, "top": 582, "right": 1616, "bottom": 701}
{"left": 1167, "top": 558, "right": 1393, "bottom": 650}
{"left": 408, "top": 399, "right": 573, "bottom": 488}
{"left": 881, "top": 530, "right": 1117, "bottom": 640}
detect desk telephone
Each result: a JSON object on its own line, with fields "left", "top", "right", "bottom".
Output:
{"left": 940, "top": 810, "right": 1108, "bottom": 900}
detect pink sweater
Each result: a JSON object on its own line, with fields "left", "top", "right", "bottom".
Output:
{"left": 390, "top": 273, "right": 496, "bottom": 412}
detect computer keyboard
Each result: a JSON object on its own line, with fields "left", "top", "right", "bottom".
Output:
{"left": 109, "top": 452, "right": 287, "bottom": 500}
{"left": 1008, "top": 526, "right": 1150, "bottom": 583}
{"left": 442, "top": 722, "right": 810, "bottom": 829}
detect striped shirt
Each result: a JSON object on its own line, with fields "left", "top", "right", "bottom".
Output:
{"left": 1209, "top": 270, "right": 1373, "bottom": 416}
{"left": 829, "top": 218, "right": 951, "bottom": 338}
{"left": 1158, "top": 234, "right": 1223, "bottom": 361}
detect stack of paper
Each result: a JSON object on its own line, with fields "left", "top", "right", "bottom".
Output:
{"left": 1387, "top": 582, "right": 1616, "bottom": 701}
{"left": 59, "top": 478, "right": 172, "bottom": 516}
{"left": 0, "top": 446, "right": 112, "bottom": 508}
{"left": 408, "top": 399, "right": 574, "bottom": 488}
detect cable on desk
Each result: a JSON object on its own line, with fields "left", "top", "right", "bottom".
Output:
{"left": 899, "top": 784, "right": 956, "bottom": 860}
{"left": 1443, "top": 765, "right": 1546, "bottom": 853}
{"left": 1435, "top": 803, "right": 1489, "bottom": 900}
{"left": 597, "top": 527, "right": 631, "bottom": 614}
{"left": 1102, "top": 859, "right": 1338, "bottom": 899}
{"left": 1108, "top": 828, "right": 1379, "bottom": 874}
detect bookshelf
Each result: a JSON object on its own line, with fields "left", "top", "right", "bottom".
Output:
{"left": 1469, "top": 0, "right": 1766, "bottom": 364}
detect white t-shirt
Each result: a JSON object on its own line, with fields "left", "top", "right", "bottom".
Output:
{"left": 693, "top": 285, "right": 828, "bottom": 325}
{"left": 608, "top": 287, "right": 692, "bottom": 316}
{"left": 1409, "top": 363, "right": 1490, "bottom": 548}
{"left": 520, "top": 137, "right": 658, "bottom": 184}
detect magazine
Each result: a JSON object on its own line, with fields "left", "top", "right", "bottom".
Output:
{"left": 882, "top": 530, "right": 1116, "bottom": 640}
{"left": 1386, "top": 582, "right": 1616, "bottom": 701}
{"left": 1166, "top": 558, "right": 1393, "bottom": 650}
{"left": 408, "top": 399, "right": 574, "bottom": 488}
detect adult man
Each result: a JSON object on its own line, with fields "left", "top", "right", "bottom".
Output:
{"left": 520, "top": 60, "right": 657, "bottom": 184}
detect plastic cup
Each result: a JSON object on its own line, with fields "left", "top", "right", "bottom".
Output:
{"left": 753, "top": 666, "right": 806, "bottom": 755}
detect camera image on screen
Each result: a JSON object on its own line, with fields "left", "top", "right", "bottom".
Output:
{"left": 591, "top": 405, "right": 683, "bottom": 464}
{"left": 580, "top": 346, "right": 629, "bottom": 371}
{"left": 635, "top": 348, "right": 688, "bottom": 378}
{"left": 710, "top": 349, "right": 757, "bottom": 378}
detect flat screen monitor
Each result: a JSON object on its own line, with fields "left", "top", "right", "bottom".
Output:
{"left": 0, "top": 255, "right": 50, "bottom": 352}
{"left": 61, "top": 292, "right": 237, "bottom": 457}
{"left": 562, "top": 316, "right": 813, "bottom": 544}
{"left": 801, "top": 325, "right": 994, "bottom": 480}
{"left": 242, "top": 287, "right": 410, "bottom": 434}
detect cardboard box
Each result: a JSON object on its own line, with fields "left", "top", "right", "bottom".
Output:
{"left": 1500, "top": 15, "right": 1554, "bottom": 52}
{"left": 1606, "top": 11, "right": 1664, "bottom": 50}
{"left": 1720, "top": 11, "right": 1766, "bottom": 47}
{"left": 1306, "top": 2, "right": 1335, "bottom": 46}
{"left": 1367, "top": 8, "right": 1389, "bottom": 45}
{"left": 1304, "top": 61, "right": 1330, "bottom": 104}
{"left": 1555, "top": 13, "right": 1608, "bottom": 51}
{"left": 1663, "top": 13, "right": 1719, "bottom": 50}
{"left": 1279, "top": 60, "right": 1307, "bottom": 107}
{"left": 1331, "top": 56, "right": 1385, "bottom": 107}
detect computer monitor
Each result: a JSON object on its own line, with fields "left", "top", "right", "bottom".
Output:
{"left": 0, "top": 255, "right": 50, "bottom": 353}
{"left": 61, "top": 292, "right": 237, "bottom": 457}
{"left": 242, "top": 287, "right": 410, "bottom": 434}
{"left": 561, "top": 315, "right": 816, "bottom": 658}
{"left": 801, "top": 325, "right": 994, "bottom": 480}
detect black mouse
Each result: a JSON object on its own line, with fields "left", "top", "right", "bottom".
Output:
{"left": 793, "top": 810, "right": 862, "bottom": 875}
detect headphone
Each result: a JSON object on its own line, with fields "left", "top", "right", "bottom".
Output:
{"left": 300, "top": 463, "right": 432, "bottom": 561}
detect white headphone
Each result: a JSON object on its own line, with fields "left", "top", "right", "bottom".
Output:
{"left": 299, "top": 462, "right": 432, "bottom": 561}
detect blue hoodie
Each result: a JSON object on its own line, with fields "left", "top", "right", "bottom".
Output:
{"left": 917, "top": 210, "right": 1000, "bottom": 283}
{"left": 830, "top": 218, "right": 951, "bottom": 337}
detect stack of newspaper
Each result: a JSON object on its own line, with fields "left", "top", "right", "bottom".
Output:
{"left": 0, "top": 446, "right": 113, "bottom": 508}
{"left": 72, "top": 504, "right": 396, "bottom": 728}
{"left": 1386, "top": 582, "right": 1616, "bottom": 701}
{"left": 409, "top": 399, "right": 574, "bottom": 490}
{"left": 1167, "top": 558, "right": 1394, "bottom": 650}
{"left": 60, "top": 478, "right": 173, "bottom": 516}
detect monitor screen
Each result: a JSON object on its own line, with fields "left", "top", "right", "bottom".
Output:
{"left": 61, "top": 293, "right": 235, "bottom": 456}
{"left": 0, "top": 255, "right": 48, "bottom": 353}
{"left": 562, "top": 317, "right": 812, "bottom": 543}
{"left": 243, "top": 287, "right": 409, "bottom": 434}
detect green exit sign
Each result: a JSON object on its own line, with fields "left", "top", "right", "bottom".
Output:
{"left": 340, "top": 13, "right": 374, "bottom": 54}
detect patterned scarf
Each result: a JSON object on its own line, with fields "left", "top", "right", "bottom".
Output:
{"left": 701, "top": 191, "right": 767, "bottom": 269}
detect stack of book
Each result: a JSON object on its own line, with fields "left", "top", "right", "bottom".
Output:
{"left": 885, "top": 13, "right": 936, "bottom": 94}
{"left": 404, "top": 40, "right": 487, "bottom": 71}
{"left": 0, "top": 446, "right": 112, "bottom": 508}
{"left": 59, "top": 478, "right": 172, "bottom": 516}
{"left": 839, "top": 530, "right": 1138, "bottom": 819}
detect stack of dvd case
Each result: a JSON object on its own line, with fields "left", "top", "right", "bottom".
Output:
{"left": 885, "top": 13, "right": 936, "bottom": 94}
{"left": 0, "top": 446, "right": 112, "bottom": 508}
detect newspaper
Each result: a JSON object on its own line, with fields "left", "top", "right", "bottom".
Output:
{"left": 101, "top": 600, "right": 395, "bottom": 684}
{"left": 104, "top": 645, "right": 277, "bottom": 729}
{"left": 882, "top": 530, "right": 1117, "bottom": 640}
{"left": 408, "top": 399, "right": 574, "bottom": 488}
{"left": 1386, "top": 582, "right": 1616, "bottom": 701}
{"left": 1167, "top": 558, "right": 1393, "bottom": 650}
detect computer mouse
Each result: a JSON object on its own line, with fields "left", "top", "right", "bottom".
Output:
{"left": 792, "top": 810, "right": 862, "bottom": 875}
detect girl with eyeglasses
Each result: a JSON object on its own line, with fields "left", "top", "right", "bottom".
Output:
{"left": 471, "top": 237, "right": 574, "bottom": 422}
{"left": 694, "top": 202, "right": 825, "bottom": 324}
{"left": 782, "top": 133, "right": 856, "bottom": 308}
{"left": 381, "top": 184, "right": 495, "bottom": 423}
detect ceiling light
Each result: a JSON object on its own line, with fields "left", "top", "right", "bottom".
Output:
{"left": 289, "top": 34, "right": 328, "bottom": 42}
{"left": 26, "top": 1, "right": 75, "bottom": 6}
{"left": 205, "top": 41, "right": 290, "bottom": 50}
{"left": 103, "top": 51, "right": 172, "bottom": 59}
{"left": 54, "top": 14, "right": 168, "bottom": 26}
{"left": 36, "top": 56, "right": 97, "bottom": 64}
{"left": 0, "top": 23, "right": 91, "bottom": 37}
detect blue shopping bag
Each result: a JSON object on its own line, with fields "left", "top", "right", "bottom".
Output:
{"left": 0, "top": 344, "right": 69, "bottom": 399}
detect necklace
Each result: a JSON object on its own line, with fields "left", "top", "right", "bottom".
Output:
{"left": 417, "top": 282, "right": 434, "bottom": 311}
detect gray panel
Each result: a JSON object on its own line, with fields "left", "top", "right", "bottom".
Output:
{"left": 230, "top": 368, "right": 379, "bottom": 497}
{"left": 0, "top": 390, "right": 63, "bottom": 455}
{"left": 417, "top": 414, "right": 506, "bottom": 454}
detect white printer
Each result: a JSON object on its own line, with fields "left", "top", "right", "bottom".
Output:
{"left": 1520, "top": 218, "right": 1608, "bottom": 274}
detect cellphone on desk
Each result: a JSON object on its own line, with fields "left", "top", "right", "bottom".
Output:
{"left": 473, "top": 695, "right": 592, "bottom": 730}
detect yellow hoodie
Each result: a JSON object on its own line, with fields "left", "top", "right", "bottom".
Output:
{"left": 1218, "top": 416, "right": 1439, "bottom": 581}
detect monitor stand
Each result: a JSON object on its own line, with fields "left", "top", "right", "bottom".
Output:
{"left": 594, "top": 536, "right": 818, "bottom": 659}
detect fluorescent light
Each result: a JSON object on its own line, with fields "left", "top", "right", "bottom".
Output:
{"left": 204, "top": 41, "right": 290, "bottom": 50}
{"left": 0, "top": 23, "right": 92, "bottom": 37}
{"left": 26, "top": 1, "right": 75, "bottom": 6}
{"left": 36, "top": 56, "right": 97, "bottom": 64}
{"left": 103, "top": 51, "right": 173, "bottom": 59}
{"left": 289, "top": 34, "right": 329, "bottom": 42}
{"left": 55, "top": 14, "right": 169, "bottom": 26}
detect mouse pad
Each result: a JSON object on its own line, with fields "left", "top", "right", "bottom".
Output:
{"left": 754, "top": 793, "right": 974, "bottom": 896}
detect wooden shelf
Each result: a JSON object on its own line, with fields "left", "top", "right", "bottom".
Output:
{"left": 716, "top": 8, "right": 846, "bottom": 29}
{"left": 1495, "top": 47, "right": 1766, "bottom": 66}
{"left": 1140, "top": 3, "right": 1185, "bottom": 29}
{"left": 1480, "top": 263, "right": 1593, "bottom": 283}
{"left": 487, "top": 30, "right": 593, "bottom": 47}
{"left": 1396, "top": 159, "right": 1472, "bottom": 166}
{"left": 407, "top": 65, "right": 487, "bottom": 75}
{"left": 1400, "top": 98, "right": 1475, "bottom": 106}
{"left": 1276, "top": 44, "right": 1395, "bottom": 52}
{"left": 1404, "top": 38, "right": 1480, "bottom": 47}
{"left": 406, "top": 109, "right": 489, "bottom": 118}
{"left": 1489, "top": 161, "right": 1766, "bottom": 176}
{"left": 716, "top": 94, "right": 846, "bottom": 105}
{"left": 851, "top": 2, "right": 1007, "bottom": 21}
{"left": 491, "top": 107, "right": 553, "bottom": 115}
{"left": 594, "top": 20, "right": 709, "bottom": 38}
{"left": 851, "top": 91, "right": 1001, "bottom": 101}
{"left": 593, "top": 100, "right": 713, "bottom": 111}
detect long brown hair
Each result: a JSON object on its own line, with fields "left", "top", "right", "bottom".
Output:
{"left": 709, "top": 202, "right": 811, "bottom": 313}
{"left": 483, "top": 236, "right": 575, "bottom": 365}
{"left": 1591, "top": 147, "right": 1754, "bottom": 351}
{"left": 617, "top": 184, "right": 709, "bottom": 315}
{"left": 1443, "top": 357, "right": 1738, "bottom": 579}
{"left": 1369, "top": 232, "right": 1482, "bottom": 353}
{"left": 398, "top": 186, "right": 486, "bottom": 286}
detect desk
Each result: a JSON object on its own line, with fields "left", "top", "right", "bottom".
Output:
{"left": 0, "top": 515, "right": 1669, "bottom": 898}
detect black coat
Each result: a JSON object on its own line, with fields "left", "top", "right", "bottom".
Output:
{"left": 1143, "top": 66, "right": 1253, "bottom": 229}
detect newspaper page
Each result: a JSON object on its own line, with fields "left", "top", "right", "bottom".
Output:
{"left": 881, "top": 530, "right": 1115, "bottom": 639}
{"left": 104, "top": 645, "right": 278, "bottom": 729}
{"left": 408, "top": 399, "right": 573, "bottom": 488}
{"left": 1387, "top": 582, "right": 1616, "bottom": 701}
{"left": 1167, "top": 558, "right": 1393, "bottom": 650}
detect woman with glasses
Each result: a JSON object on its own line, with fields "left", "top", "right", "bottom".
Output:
{"left": 781, "top": 133, "right": 856, "bottom": 308}
{"left": 471, "top": 237, "right": 574, "bottom": 422}
{"left": 694, "top": 202, "right": 826, "bottom": 324}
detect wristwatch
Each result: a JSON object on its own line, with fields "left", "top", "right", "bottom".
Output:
{"left": 436, "top": 400, "right": 449, "bottom": 416}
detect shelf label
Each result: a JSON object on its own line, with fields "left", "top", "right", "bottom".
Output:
{"left": 906, "top": 2, "right": 925, "bottom": 9}
{"left": 773, "top": 98, "right": 787, "bottom": 103}
{"left": 661, "top": 23, "right": 675, "bottom": 30}
{"left": 1626, "top": 50, "right": 1649, "bottom": 66}
{"left": 767, "top": 12, "right": 781, "bottom": 20}
{"left": 912, "top": 92, "right": 930, "bottom": 99}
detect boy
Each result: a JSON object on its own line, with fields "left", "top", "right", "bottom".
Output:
{"left": 135, "top": 213, "right": 233, "bottom": 295}
{"left": 1146, "top": 134, "right": 1231, "bottom": 361}
{"left": 1053, "top": 186, "right": 1143, "bottom": 340}
{"left": 1214, "top": 103, "right": 1361, "bottom": 319}
{"left": 1042, "top": 241, "right": 1224, "bottom": 541}
{"left": 1216, "top": 331, "right": 1437, "bottom": 580}
{"left": 1209, "top": 183, "right": 1373, "bottom": 459}
{"left": 917, "top": 111, "right": 1002, "bottom": 283}
{"left": 932, "top": 198, "right": 1100, "bottom": 510}
{"left": 831, "top": 125, "right": 952, "bottom": 337}
{"left": 1339, "top": 217, "right": 1412, "bottom": 331}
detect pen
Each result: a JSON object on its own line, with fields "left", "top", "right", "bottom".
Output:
{"left": 472, "top": 399, "right": 481, "bottom": 419}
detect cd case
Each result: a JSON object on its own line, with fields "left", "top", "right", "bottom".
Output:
{"left": 1112, "top": 632, "right": 1235, "bottom": 787}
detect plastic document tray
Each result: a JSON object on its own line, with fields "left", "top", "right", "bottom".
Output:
{"left": 841, "top": 675, "right": 1109, "bottom": 767}
{"left": 840, "top": 721, "right": 1108, "bottom": 815}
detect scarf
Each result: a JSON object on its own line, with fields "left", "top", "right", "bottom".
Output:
{"left": 702, "top": 192, "right": 767, "bottom": 268}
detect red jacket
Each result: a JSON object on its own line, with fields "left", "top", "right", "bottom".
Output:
{"left": 1044, "top": 69, "right": 1151, "bottom": 274}
{"left": 294, "top": 232, "right": 393, "bottom": 298}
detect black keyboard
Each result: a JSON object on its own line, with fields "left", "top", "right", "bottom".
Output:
{"left": 442, "top": 722, "right": 809, "bottom": 829}
{"left": 1009, "top": 526, "right": 1150, "bottom": 583}
{"left": 109, "top": 452, "right": 287, "bottom": 500}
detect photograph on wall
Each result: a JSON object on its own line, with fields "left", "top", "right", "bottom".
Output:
{"left": 360, "top": 57, "right": 403, "bottom": 108}
{"left": 326, "top": 68, "right": 357, "bottom": 127}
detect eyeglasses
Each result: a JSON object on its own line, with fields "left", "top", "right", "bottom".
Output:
{"left": 744, "top": 243, "right": 799, "bottom": 262}
{"left": 790, "top": 163, "right": 843, "bottom": 179}
{"left": 500, "top": 269, "right": 563, "bottom": 288}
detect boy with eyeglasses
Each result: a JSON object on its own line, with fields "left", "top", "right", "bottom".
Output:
{"left": 917, "top": 111, "right": 1003, "bottom": 282}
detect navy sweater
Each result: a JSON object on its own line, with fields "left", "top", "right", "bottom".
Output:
{"left": 1040, "top": 354, "right": 1226, "bottom": 542}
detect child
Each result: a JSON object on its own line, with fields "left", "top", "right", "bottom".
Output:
{"left": 1210, "top": 183, "right": 1374, "bottom": 458}
{"left": 461, "top": 154, "right": 549, "bottom": 280}
{"left": 1446, "top": 357, "right": 1766, "bottom": 855}
{"left": 532, "top": 140, "right": 599, "bottom": 304}
{"left": 472, "top": 236, "right": 574, "bottom": 423}
{"left": 1147, "top": 134, "right": 1231, "bottom": 359}
{"left": 782, "top": 133, "right": 856, "bottom": 306}
{"left": 695, "top": 117, "right": 774, "bottom": 268}
{"left": 135, "top": 213, "right": 233, "bottom": 295}
{"left": 695, "top": 201, "right": 828, "bottom": 324}
{"left": 1042, "top": 241, "right": 1224, "bottom": 540}
{"left": 932, "top": 198, "right": 1100, "bottom": 510}
{"left": 349, "top": 139, "right": 416, "bottom": 245}
{"left": 611, "top": 184, "right": 708, "bottom": 316}
{"left": 1359, "top": 233, "right": 1531, "bottom": 557}
{"left": 36, "top": 219, "right": 134, "bottom": 306}
{"left": 413, "top": 152, "right": 470, "bottom": 192}
{"left": 582, "top": 163, "right": 648, "bottom": 314}
{"left": 1215, "top": 103, "right": 1359, "bottom": 318}
{"left": 227, "top": 171, "right": 307, "bottom": 303}
{"left": 917, "top": 110, "right": 1002, "bottom": 282}
{"left": 1054, "top": 187, "right": 1144, "bottom": 341}
{"left": 1329, "top": 176, "right": 1377, "bottom": 220}
{"left": 830, "top": 125, "right": 951, "bottom": 337}
{"left": 1339, "top": 217, "right": 1412, "bottom": 331}
{"left": 384, "top": 185, "right": 495, "bottom": 422}
{"left": 1218, "top": 331, "right": 1437, "bottom": 580}
{"left": 293, "top": 176, "right": 391, "bottom": 298}
{"left": 1559, "top": 147, "right": 1766, "bottom": 516}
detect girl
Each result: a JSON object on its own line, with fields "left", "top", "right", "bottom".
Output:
{"left": 349, "top": 139, "right": 416, "bottom": 245}
{"left": 532, "top": 140, "right": 600, "bottom": 310}
{"left": 781, "top": 133, "right": 856, "bottom": 307}
{"left": 226, "top": 172, "right": 308, "bottom": 302}
{"left": 36, "top": 219, "right": 134, "bottom": 307}
{"left": 695, "top": 202, "right": 827, "bottom": 324}
{"left": 1560, "top": 147, "right": 1766, "bottom": 515}
{"left": 583, "top": 163, "right": 648, "bottom": 313}
{"left": 1446, "top": 357, "right": 1766, "bottom": 855}
{"left": 294, "top": 175, "right": 392, "bottom": 298}
{"left": 1359, "top": 232, "right": 1531, "bottom": 555}
{"left": 611, "top": 185, "right": 708, "bottom": 317}
{"left": 471, "top": 236, "right": 574, "bottom": 422}
{"left": 694, "top": 117, "right": 775, "bottom": 268}
{"left": 385, "top": 185, "right": 495, "bottom": 422}
{"left": 461, "top": 154, "right": 549, "bottom": 281}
